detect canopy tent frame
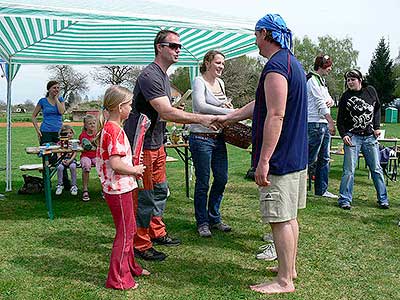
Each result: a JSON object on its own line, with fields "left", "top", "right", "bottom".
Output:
{"left": 0, "top": 0, "right": 257, "bottom": 191}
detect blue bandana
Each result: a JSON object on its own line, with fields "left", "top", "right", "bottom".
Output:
{"left": 255, "top": 14, "right": 292, "bottom": 50}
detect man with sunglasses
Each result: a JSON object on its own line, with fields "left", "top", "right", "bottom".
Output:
{"left": 124, "top": 30, "right": 219, "bottom": 261}
{"left": 336, "top": 69, "right": 389, "bottom": 210}
{"left": 306, "top": 54, "right": 338, "bottom": 199}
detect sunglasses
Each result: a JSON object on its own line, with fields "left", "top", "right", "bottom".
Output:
{"left": 159, "top": 42, "right": 182, "bottom": 50}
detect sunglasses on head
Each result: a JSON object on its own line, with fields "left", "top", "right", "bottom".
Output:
{"left": 159, "top": 42, "right": 182, "bottom": 50}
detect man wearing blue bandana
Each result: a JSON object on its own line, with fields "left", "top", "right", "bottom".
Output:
{"left": 218, "top": 14, "right": 307, "bottom": 294}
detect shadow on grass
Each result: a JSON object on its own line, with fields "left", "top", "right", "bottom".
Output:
{"left": 0, "top": 188, "right": 113, "bottom": 221}
{"left": 11, "top": 254, "right": 108, "bottom": 287}
{"left": 40, "top": 229, "right": 114, "bottom": 254}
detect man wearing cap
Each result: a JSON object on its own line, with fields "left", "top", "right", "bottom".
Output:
{"left": 336, "top": 69, "right": 389, "bottom": 210}
{"left": 307, "top": 55, "right": 337, "bottom": 199}
{"left": 218, "top": 14, "right": 307, "bottom": 294}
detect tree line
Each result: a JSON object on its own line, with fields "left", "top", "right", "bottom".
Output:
{"left": 38, "top": 35, "right": 399, "bottom": 110}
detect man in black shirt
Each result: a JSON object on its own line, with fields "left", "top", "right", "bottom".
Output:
{"left": 124, "top": 30, "right": 218, "bottom": 261}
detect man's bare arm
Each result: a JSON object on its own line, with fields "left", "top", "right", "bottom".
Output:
{"left": 254, "top": 72, "right": 288, "bottom": 186}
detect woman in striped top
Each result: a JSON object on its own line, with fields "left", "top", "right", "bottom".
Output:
{"left": 189, "top": 50, "right": 235, "bottom": 238}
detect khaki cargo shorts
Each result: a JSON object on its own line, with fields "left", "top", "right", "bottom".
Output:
{"left": 259, "top": 169, "right": 307, "bottom": 223}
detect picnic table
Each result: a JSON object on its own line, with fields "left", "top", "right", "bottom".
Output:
{"left": 25, "top": 145, "right": 82, "bottom": 220}
{"left": 165, "top": 143, "right": 191, "bottom": 198}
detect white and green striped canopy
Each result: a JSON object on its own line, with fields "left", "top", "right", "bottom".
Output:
{"left": 0, "top": 0, "right": 258, "bottom": 192}
{"left": 0, "top": 0, "right": 258, "bottom": 66}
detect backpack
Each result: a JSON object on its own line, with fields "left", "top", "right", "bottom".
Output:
{"left": 18, "top": 175, "right": 43, "bottom": 194}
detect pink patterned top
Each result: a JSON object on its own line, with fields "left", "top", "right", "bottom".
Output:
{"left": 96, "top": 121, "right": 137, "bottom": 194}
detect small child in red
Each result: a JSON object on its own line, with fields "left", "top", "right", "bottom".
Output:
{"left": 79, "top": 114, "right": 97, "bottom": 202}
{"left": 95, "top": 85, "right": 150, "bottom": 290}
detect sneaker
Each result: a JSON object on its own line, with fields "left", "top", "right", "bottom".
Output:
{"left": 55, "top": 184, "right": 64, "bottom": 195}
{"left": 322, "top": 191, "right": 338, "bottom": 199}
{"left": 211, "top": 222, "right": 232, "bottom": 232}
{"left": 134, "top": 247, "right": 166, "bottom": 261}
{"left": 152, "top": 234, "right": 181, "bottom": 246}
{"left": 256, "top": 243, "right": 277, "bottom": 261}
{"left": 198, "top": 224, "right": 212, "bottom": 238}
{"left": 339, "top": 203, "right": 351, "bottom": 210}
{"left": 262, "top": 233, "right": 274, "bottom": 243}
{"left": 378, "top": 203, "right": 389, "bottom": 209}
{"left": 70, "top": 185, "right": 78, "bottom": 196}
{"left": 82, "top": 190, "right": 90, "bottom": 202}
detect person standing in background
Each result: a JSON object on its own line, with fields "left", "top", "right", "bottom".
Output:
{"left": 336, "top": 69, "right": 389, "bottom": 210}
{"left": 307, "top": 54, "right": 337, "bottom": 198}
{"left": 32, "top": 80, "right": 65, "bottom": 145}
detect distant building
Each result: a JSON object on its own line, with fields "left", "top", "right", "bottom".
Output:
{"left": 14, "top": 105, "right": 26, "bottom": 113}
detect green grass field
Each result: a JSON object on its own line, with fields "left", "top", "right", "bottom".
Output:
{"left": 0, "top": 124, "right": 399, "bottom": 300}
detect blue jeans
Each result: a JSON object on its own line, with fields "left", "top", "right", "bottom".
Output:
{"left": 308, "top": 123, "right": 331, "bottom": 195}
{"left": 189, "top": 134, "right": 228, "bottom": 227}
{"left": 338, "top": 133, "right": 388, "bottom": 206}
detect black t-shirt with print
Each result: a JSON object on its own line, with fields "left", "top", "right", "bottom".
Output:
{"left": 336, "top": 85, "right": 381, "bottom": 138}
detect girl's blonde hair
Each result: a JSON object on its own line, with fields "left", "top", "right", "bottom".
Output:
{"left": 60, "top": 124, "right": 75, "bottom": 137}
{"left": 82, "top": 114, "right": 97, "bottom": 132}
{"left": 95, "top": 85, "right": 133, "bottom": 145}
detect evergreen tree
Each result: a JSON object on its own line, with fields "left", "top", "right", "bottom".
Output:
{"left": 366, "top": 37, "right": 395, "bottom": 104}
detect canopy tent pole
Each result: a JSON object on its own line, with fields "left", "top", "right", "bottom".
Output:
{"left": 4, "top": 63, "right": 20, "bottom": 192}
{"left": 5, "top": 63, "right": 12, "bottom": 191}
{"left": 189, "top": 65, "right": 200, "bottom": 85}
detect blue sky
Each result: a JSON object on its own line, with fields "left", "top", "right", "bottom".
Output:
{"left": 1, "top": 0, "right": 399, "bottom": 104}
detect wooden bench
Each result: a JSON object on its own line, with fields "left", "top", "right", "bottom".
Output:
{"left": 20, "top": 158, "right": 177, "bottom": 173}
{"left": 166, "top": 156, "right": 179, "bottom": 163}
{"left": 19, "top": 163, "right": 82, "bottom": 172}
{"left": 19, "top": 164, "right": 43, "bottom": 172}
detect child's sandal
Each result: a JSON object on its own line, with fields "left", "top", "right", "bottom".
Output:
{"left": 82, "top": 190, "right": 90, "bottom": 202}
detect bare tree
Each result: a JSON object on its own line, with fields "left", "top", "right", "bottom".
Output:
{"left": 91, "top": 65, "right": 141, "bottom": 89}
{"left": 47, "top": 65, "right": 89, "bottom": 105}
{"left": 0, "top": 100, "right": 6, "bottom": 111}
{"left": 22, "top": 99, "right": 35, "bottom": 112}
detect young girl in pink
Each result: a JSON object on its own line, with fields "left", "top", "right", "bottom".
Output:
{"left": 95, "top": 85, "right": 150, "bottom": 290}
{"left": 79, "top": 114, "right": 97, "bottom": 202}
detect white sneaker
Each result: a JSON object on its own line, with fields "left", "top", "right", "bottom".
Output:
{"left": 256, "top": 243, "right": 277, "bottom": 261}
{"left": 322, "top": 191, "right": 338, "bottom": 199}
{"left": 70, "top": 185, "right": 78, "bottom": 196}
{"left": 55, "top": 184, "right": 64, "bottom": 195}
